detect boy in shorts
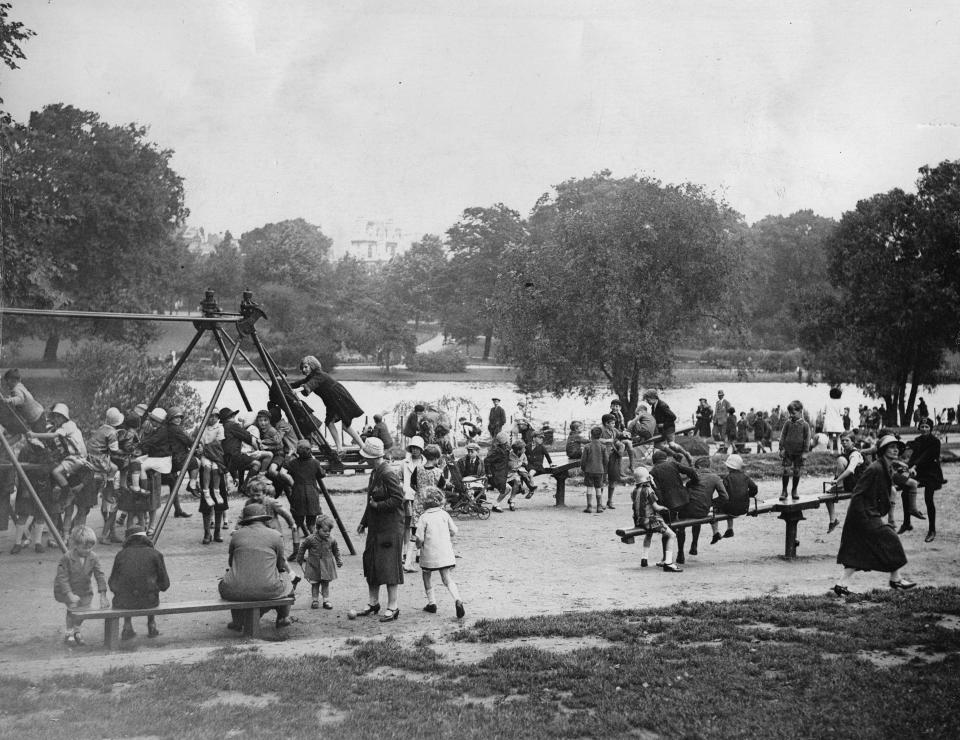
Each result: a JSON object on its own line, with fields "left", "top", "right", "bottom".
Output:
{"left": 778, "top": 401, "right": 811, "bottom": 502}
{"left": 579, "top": 426, "right": 608, "bottom": 514}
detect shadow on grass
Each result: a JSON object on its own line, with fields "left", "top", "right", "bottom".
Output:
{"left": 2, "top": 588, "right": 958, "bottom": 738}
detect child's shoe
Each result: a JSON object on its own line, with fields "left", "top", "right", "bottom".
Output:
{"left": 492, "top": 505, "right": 504, "bottom": 513}
{"left": 723, "top": 530, "right": 735, "bottom": 538}
{"left": 778, "top": 494, "right": 788, "bottom": 503}
{"left": 792, "top": 492, "right": 801, "bottom": 501}
{"left": 640, "top": 558, "right": 649, "bottom": 567}
{"left": 582, "top": 508, "right": 594, "bottom": 514}
{"left": 423, "top": 603, "right": 438, "bottom": 613}
{"left": 322, "top": 602, "right": 333, "bottom": 610}
{"left": 9, "top": 544, "right": 21, "bottom": 555}
{"left": 595, "top": 505, "right": 605, "bottom": 513}
{"left": 828, "top": 519, "right": 840, "bottom": 533}
{"left": 455, "top": 601, "right": 465, "bottom": 619}
{"left": 202, "top": 533, "right": 212, "bottom": 545}
{"left": 662, "top": 563, "right": 683, "bottom": 573}
{"left": 147, "top": 624, "right": 160, "bottom": 638}
{"left": 606, "top": 501, "right": 615, "bottom": 509}
{"left": 311, "top": 600, "right": 320, "bottom": 609}
{"left": 710, "top": 533, "right": 722, "bottom": 545}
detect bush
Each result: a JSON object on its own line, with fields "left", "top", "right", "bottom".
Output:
{"left": 405, "top": 349, "right": 467, "bottom": 373}
{"left": 62, "top": 340, "right": 203, "bottom": 431}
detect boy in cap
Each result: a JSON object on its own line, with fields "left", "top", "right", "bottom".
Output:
{"left": 109, "top": 524, "right": 170, "bottom": 640}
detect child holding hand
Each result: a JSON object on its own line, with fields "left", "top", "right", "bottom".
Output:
{"left": 296, "top": 514, "right": 342, "bottom": 610}
{"left": 415, "top": 487, "right": 465, "bottom": 618}
{"left": 53, "top": 526, "right": 108, "bottom": 646}
{"left": 631, "top": 468, "right": 681, "bottom": 572}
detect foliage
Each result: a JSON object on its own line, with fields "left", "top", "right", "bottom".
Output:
{"left": 1, "top": 104, "right": 189, "bottom": 358}
{"left": 196, "top": 231, "right": 244, "bottom": 308}
{"left": 699, "top": 347, "right": 804, "bottom": 373}
{"left": 499, "top": 171, "right": 745, "bottom": 418}
{"left": 384, "top": 233, "right": 447, "bottom": 329}
{"left": 799, "top": 163, "right": 960, "bottom": 424}
{"left": 62, "top": 340, "right": 202, "bottom": 430}
{"left": 239, "top": 218, "right": 332, "bottom": 294}
{"left": 405, "top": 348, "right": 467, "bottom": 373}
{"left": 0, "top": 2, "right": 34, "bottom": 137}
{"left": 443, "top": 204, "right": 527, "bottom": 359}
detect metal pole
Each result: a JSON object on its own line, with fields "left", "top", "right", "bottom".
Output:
{"left": 151, "top": 339, "right": 243, "bottom": 545}
{"left": 211, "top": 327, "right": 253, "bottom": 412}
{"left": 0, "top": 434, "right": 67, "bottom": 552}
{"left": 145, "top": 327, "right": 206, "bottom": 414}
{"left": 216, "top": 328, "right": 272, "bottom": 386}
{"left": 0, "top": 306, "right": 243, "bottom": 323}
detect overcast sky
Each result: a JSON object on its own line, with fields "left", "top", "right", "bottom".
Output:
{"left": 6, "top": 1, "right": 960, "bottom": 247}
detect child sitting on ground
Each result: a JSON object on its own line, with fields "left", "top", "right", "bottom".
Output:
{"left": 54, "top": 526, "right": 109, "bottom": 646}
{"left": 415, "top": 487, "right": 465, "bottom": 618}
{"left": 109, "top": 524, "right": 170, "bottom": 640}
{"left": 296, "top": 514, "right": 342, "bottom": 610}
{"left": 631, "top": 467, "right": 681, "bottom": 572}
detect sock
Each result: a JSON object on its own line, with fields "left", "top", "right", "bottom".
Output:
{"left": 214, "top": 511, "right": 223, "bottom": 536}
{"left": 641, "top": 543, "right": 651, "bottom": 560}
{"left": 791, "top": 475, "right": 800, "bottom": 495}
{"left": 424, "top": 586, "right": 436, "bottom": 604}
{"left": 202, "top": 512, "right": 212, "bottom": 536}
{"left": 925, "top": 489, "right": 936, "bottom": 532}
{"left": 781, "top": 475, "right": 789, "bottom": 495}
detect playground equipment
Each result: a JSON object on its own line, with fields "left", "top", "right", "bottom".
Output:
{"left": 0, "top": 291, "right": 358, "bottom": 554}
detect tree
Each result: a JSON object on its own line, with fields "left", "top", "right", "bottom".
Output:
{"left": 239, "top": 218, "right": 332, "bottom": 294}
{"left": 2, "top": 104, "right": 190, "bottom": 360}
{"left": 385, "top": 234, "right": 447, "bottom": 332}
{"left": 498, "top": 172, "right": 744, "bottom": 418}
{"left": 445, "top": 204, "right": 527, "bottom": 359}
{"left": 799, "top": 175, "right": 960, "bottom": 425}
{"left": 0, "top": 2, "right": 34, "bottom": 136}
{"left": 744, "top": 211, "right": 836, "bottom": 348}
{"left": 198, "top": 230, "right": 244, "bottom": 308}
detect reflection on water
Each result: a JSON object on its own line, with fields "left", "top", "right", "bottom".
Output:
{"left": 192, "top": 379, "right": 960, "bottom": 436}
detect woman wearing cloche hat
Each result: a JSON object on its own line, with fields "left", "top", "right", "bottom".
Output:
{"left": 833, "top": 434, "right": 916, "bottom": 596}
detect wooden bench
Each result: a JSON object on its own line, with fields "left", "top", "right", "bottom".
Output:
{"left": 615, "top": 486, "right": 855, "bottom": 559}
{"left": 68, "top": 596, "right": 295, "bottom": 648}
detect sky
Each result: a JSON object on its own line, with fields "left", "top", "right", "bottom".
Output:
{"left": 5, "top": 0, "right": 960, "bottom": 249}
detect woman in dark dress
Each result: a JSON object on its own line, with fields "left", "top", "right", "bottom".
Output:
{"left": 355, "top": 438, "right": 404, "bottom": 622}
{"left": 906, "top": 418, "right": 945, "bottom": 542}
{"left": 834, "top": 434, "right": 917, "bottom": 595}
{"left": 290, "top": 355, "right": 365, "bottom": 452}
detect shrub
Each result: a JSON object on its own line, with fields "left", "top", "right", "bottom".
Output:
{"left": 62, "top": 340, "right": 203, "bottom": 430}
{"left": 405, "top": 348, "right": 467, "bottom": 373}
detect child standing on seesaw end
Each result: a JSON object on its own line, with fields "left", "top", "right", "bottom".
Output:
{"left": 53, "top": 526, "right": 109, "bottom": 646}
{"left": 580, "top": 426, "right": 608, "bottom": 514}
{"left": 415, "top": 487, "right": 465, "bottom": 618}
{"left": 778, "top": 400, "right": 811, "bottom": 502}
{"left": 631, "top": 467, "right": 681, "bottom": 572}
{"left": 296, "top": 514, "right": 342, "bottom": 610}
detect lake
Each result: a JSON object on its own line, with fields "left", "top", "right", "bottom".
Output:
{"left": 192, "top": 378, "right": 960, "bottom": 437}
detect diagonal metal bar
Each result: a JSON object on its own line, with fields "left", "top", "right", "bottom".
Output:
{"left": 211, "top": 327, "right": 252, "bottom": 412}
{"left": 144, "top": 327, "right": 206, "bottom": 414}
{"left": 0, "top": 433, "right": 67, "bottom": 552}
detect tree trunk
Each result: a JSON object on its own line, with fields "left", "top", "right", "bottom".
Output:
{"left": 482, "top": 332, "right": 493, "bottom": 361}
{"left": 43, "top": 333, "right": 60, "bottom": 363}
{"left": 413, "top": 313, "right": 420, "bottom": 334}
{"left": 904, "top": 377, "right": 920, "bottom": 427}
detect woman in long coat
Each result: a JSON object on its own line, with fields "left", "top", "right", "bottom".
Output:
{"left": 356, "top": 438, "right": 404, "bottom": 622}
{"left": 290, "top": 355, "right": 365, "bottom": 452}
{"left": 833, "top": 434, "right": 917, "bottom": 595}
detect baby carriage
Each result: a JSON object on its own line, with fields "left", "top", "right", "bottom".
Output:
{"left": 445, "top": 475, "right": 491, "bottom": 520}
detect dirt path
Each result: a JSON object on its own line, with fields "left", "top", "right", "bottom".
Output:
{"left": 2, "top": 472, "right": 957, "bottom": 679}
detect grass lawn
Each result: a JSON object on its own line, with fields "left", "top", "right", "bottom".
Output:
{"left": 4, "top": 588, "right": 958, "bottom": 739}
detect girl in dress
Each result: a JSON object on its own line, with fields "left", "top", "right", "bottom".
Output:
{"left": 290, "top": 355, "right": 365, "bottom": 453}
{"left": 415, "top": 487, "right": 465, "bottom": 618}
{"left": 296, "top": 514, "right": 342, "bottom": 609}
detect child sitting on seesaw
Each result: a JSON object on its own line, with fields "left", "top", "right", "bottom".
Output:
{"left": 631, "top": 467, "right": 682, "bottom": 572}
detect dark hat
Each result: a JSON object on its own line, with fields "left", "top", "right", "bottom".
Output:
{"left": 218, "top": 407, "right": 239, "bottom": 422}
{"left": 492, "top": 397, "right": 501, "bottom": 402}
{"left": 125, "top": 524, "right": 147, "bottom": 538}
{"left": 651, "top": 449, "right": 669, "bottom": 463}
{"left": 239, "top": 502, "right": 271, "bottom": 524}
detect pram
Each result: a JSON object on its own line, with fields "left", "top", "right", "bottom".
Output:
{"left": 445, "top": 475, "right": 491, "bottom": 519}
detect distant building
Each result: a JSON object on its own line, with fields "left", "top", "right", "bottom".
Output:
{"left": 340, "top": 219, "right": 410, "bottom": 265}
{"left": 182, "top": 226, "right": 224, "bottom": 256}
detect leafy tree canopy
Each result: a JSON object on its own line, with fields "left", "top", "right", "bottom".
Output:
{"left": 498, "top": 171, "right": 744, "bottom": 417}
{"left": 239, "top": 218, "right": 332, "bottom": 294}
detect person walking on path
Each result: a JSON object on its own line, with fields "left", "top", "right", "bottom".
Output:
{"left": 355, "top": 438, "right": 405, "bottom": 622}
{"left": 833, "top": 434, "right": 917, "bottom": 595}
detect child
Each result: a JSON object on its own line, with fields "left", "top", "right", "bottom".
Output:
{"left": 736, "top": 412, "right": 749, "bottom": 447}
{"left": 524, "top": 432, "right": 552, "bottom": 496}
{"left": 753, "top": 412, "right": 773, "bottom": 454}
{"left": 580, "top": 426, "right": 608, "bottom": 514}
{"left": 415, "top": 487, "right": 465, "bottom": 618}
{"left": 244, "top": 475, "right": 297, "bottom": 558}
{"left": 108, "top": 525, "right": 170, "bottom": 640}
{"left": 408, "top": 444, "right": 448, "bottom": 559}
{"left": 713, "top": 454, "right": 759, "bottom": 540}
{"left": 723, "top": 407, "right": 738, "bottom": 453}
{"left": 778, "top": 401, "right": 811, "bottom": 502}
{"left": 296, "top": 514, "right": 342, "bottom": 609}
{"left": 54, "top": 526, "right": 108, "bottom": 646}
{"left": 254, "top": 410, "right": 294, "bottom": 491}
{"left": 631, "top": 468, "right": 681, "bottom": 572}
{"left": 507, "top": 439, "right": 536, "bottom": 504}
{"left": 198, "top": 414, "right": 229, "bottom": 545}
{"left": 286, "top": 440, "right": 327, "bottom": 539}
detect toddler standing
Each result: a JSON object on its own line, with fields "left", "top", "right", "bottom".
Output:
{"left": 415, "top": 487, "right": 465, "bottom": 618}
{"left": 296, "top": 514, "right": 342, "bottom": 609}
{"left": 53, "top": 526, "right": 108, "bottom": 646}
